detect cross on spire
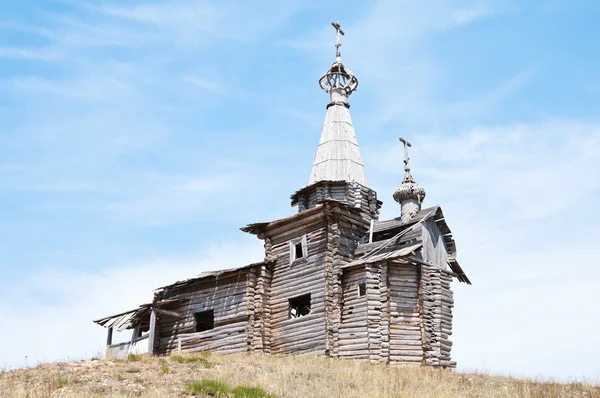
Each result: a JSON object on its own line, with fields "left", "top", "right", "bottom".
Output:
{"left": 331, "top": 21, "right": 345, "bottom": 60}
{"left": 399, "top": 137, "right": 412, "bottom": 173}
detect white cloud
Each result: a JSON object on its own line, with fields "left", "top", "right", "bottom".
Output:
{"left": 101, "top": 172, "right": 248, "bottom": 225}
{"left": 0, "top": 47, "right": 60, "bottom": 60}
{"left": 183, "top": 76, "right": 229, "bottom": 96}
{"left": 368, "top": 120, "right": 600, "bottom": 221}
{"left": 364, "top": 120, "right": 600, "bottom": 381}
{"left": 0, "top": 240, "right": 264, "bottom": 369}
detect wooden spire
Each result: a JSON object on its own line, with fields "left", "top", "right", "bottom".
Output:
{"left": 309, "top": 22, "right": 367, "bottom": 186}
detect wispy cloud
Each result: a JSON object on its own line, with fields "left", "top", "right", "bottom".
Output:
{"left": 363, "top": 120, "right": 600, "bottom": 379}
{"left": 183, "top": 76, "right": 229, "bottom": 96}
{"left": 0, "top": 241, "right": 264, "bottom": 368}
{"left": 102, "top": 172, "right": 247, "bottom": 225}
{"left": 367, "top": 120, "right": 600, "bottom": 220}
{"left": 0, "top": 47, "right": 60, "bottom": 60}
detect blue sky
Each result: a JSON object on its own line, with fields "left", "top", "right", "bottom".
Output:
{"left": 1, "top": 0, "right": 599, "bottom": 382}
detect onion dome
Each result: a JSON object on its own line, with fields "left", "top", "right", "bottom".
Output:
{"left": 393, "top": 170, "right": 426, "bottom": 204}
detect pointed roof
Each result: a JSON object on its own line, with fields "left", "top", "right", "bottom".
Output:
{"left": 308, "top": 22, "right": 368, "bottom": 187}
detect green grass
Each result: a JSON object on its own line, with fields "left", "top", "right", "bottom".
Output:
{"left": 186, "top": 378, "right": 274, "bottom": 397}
{"left": 187, "top": 379, "right": 231, "bottom": 396}
{"left": 53, "top": 374, "right": 70, "bottom": 388}
{"left": 127, "top": 353, "right": 142, "bottom": 362}
{"left": 231, "top": 385, "right": 274, "bottom": 398}
{"left": 170, "top": 354, "right": 213, "bottom": 368}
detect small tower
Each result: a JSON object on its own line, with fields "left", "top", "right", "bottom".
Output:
{"left": 393, "top": 137, "right": 426, "bottom": 222}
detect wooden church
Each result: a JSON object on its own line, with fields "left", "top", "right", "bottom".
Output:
{"left": 94, "top": 22, "right": 470, "bottom": 368}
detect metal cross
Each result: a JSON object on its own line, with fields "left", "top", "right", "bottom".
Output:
{"left": 331, "top": 21, "right": 345, "bottom": 59}
{"left": 399, "top": 137, "right": 412, "bottom": 172}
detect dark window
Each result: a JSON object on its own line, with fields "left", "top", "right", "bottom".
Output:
{"left": 289, "top": 294, "right": 311, "bottom": 318}
{"left": 358, "top": 281, "right": 366, "bottom": 297}
{"left": 194, "top": 310, "right": 214, "bottom": 332}
{"left": 295, "top": 242, "right": 304, "bottom": 259}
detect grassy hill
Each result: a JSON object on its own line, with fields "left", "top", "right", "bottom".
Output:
{"left": 1, "top": 352, "right": 598, "bottom": 397}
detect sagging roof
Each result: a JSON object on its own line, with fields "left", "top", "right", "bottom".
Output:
{"left": 357, "top": 206, "right": 471, "bottom": 284}
{"left": 93, "top": 298, "right": 185, "bottom": 332}
{"left": 94, "top": 305, "right": 150, "bottom": 332}
{"left": 154, "top": 261, "right": 266, "bottom": 295}
{"left": 342, "top": 243, "right": 423, "bottom": 269}
{"left": 94, "top": 261, "right": 266, "bottom": 331}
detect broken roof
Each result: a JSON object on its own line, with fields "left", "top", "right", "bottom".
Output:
{"left": 342, "top": 243, "right": 423, "bottom": 269}
{"left": 357, "top": 205, "right": 471, "bottom": 284}
{"left": 94, "top": 262, "right": 266, "bottom": 331}
{"left": 154, "top": 261, "right": 266, "bottom": 296}
{"left": 93, "top": 305, "right": 150, "bottom": 332}
{"left": 372, "top": 206, "right": 456, "bottom": 260}
{"left": 93, "top": 299, "right": 187, "bottom": 331}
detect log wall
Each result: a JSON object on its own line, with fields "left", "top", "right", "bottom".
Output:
{"left": 155, "top": 269, "right": 255, "bottom": 355}
{"left": 292, "top": 181, "right": 380, "bottom": 219}
{"left": 337, "top": 267, "right": 368, "bottom": 359}
{"left": 141, "top": 201, "right": 457, "bottom": 367}
{"left": 388, "top": 263, "right": 423, "bottom": 365}
{"left": 325, "top": 203, "right": 371, "bottom": 357}
{"left": 267, "top": 213, "right": 329, "bottom": 355}
{"left": 421, "top": 267, "right": 456, "bottom": 368}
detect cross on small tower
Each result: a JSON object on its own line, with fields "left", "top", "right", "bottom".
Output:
{"left": 399, "top": 137, "right": 412, "bottom": 173}
{"left": 331, "top": 21, "right": 345, "bottom": 60}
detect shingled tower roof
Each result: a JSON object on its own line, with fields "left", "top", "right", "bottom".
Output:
{"left": 309, "top": 22, "right": 367, "bottom": 187}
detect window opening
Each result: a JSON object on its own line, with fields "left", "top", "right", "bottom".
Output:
{"left": 289, "top": 294, "right": 311, "bottom": 318}
{"left": 295, "top": 242, "right": 304, "bottom": 259}
{"left": 194, "top": 310, "right": 214, "bottom": 332}
{"left": 358, "top": 281, "right": 366, "bottom": 297}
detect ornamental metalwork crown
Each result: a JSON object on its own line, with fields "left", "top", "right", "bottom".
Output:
{"left": 318, "top": 22, "right": 359, "bottom": 96}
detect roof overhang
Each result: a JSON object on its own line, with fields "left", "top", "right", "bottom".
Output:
{"left": 93, "top": 298, "right": 187, "bottom": 332}
{"left": 241, "top": 200, "right": 365, "bottom": 237}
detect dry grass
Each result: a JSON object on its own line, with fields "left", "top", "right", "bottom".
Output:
{"left": 0, "top": 352, "right": 598, "bottom": 397}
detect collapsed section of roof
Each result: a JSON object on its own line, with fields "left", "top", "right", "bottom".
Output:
{"left": 354, "top": 206, "right": 470, "bottom": 284}
{"left": 154, "top": 261, "right": 266, "bottom": 298}
{"left": 94, "top": 304, "right": 151, "bottom": 332}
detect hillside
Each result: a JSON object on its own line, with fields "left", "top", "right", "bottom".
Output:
{"left": 1, "top": 352, "right": 598, "bottom": 398}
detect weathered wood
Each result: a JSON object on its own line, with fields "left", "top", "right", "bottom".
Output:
{"left": 106, "top": 327, "right": 113, "bottom": 347}
{"left": 153, "top": 308, "right": 184, "bottom": 318}
{"left": 148, "top": 310, "right": 156, "bottom": 354}
{"left": 99, "top": 178, "right": 460, "bottom": 369}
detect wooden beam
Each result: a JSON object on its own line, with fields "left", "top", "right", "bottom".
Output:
{"left": 148, "top": 309, "right": 157, "bottom": 354}
{"left": 130, "top": 324, "right": 141, "bottom": 345}
{"left": 153, "top": 308, "right": 184, "bottom": 318}
{"left": 106, "top": 327, "right": 113, "bottom": 346}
